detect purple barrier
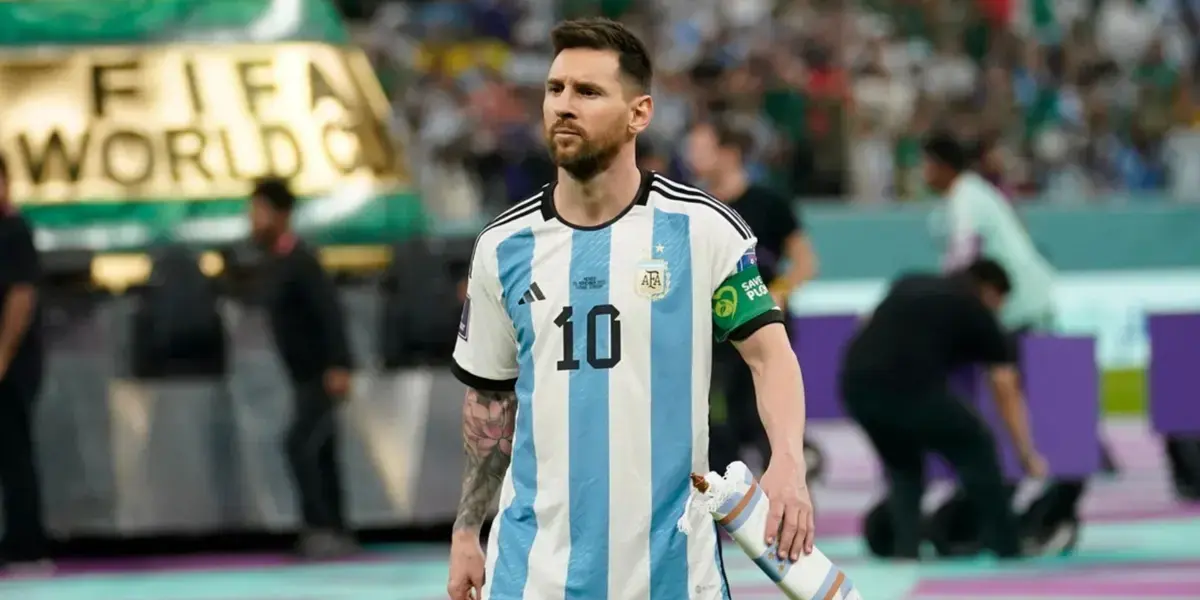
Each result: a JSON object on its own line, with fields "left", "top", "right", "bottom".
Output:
{"left": 790, "top": 314, "right": 859, "bottom": 420}
{"left": 1148, "top": 313, "right": 1200, "bottom": 435}
{"left": 929, "top": 335, "right": 1101, "bottom": 480}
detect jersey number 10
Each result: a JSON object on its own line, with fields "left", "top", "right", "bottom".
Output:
{"left": 554, "top": 305, "right": 622, "bottom": 371}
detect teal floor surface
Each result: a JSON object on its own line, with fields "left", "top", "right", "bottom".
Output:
{"left": 4, "top": 420, "right": 1196, "bottom": 599}
{"left": 3, "top": 519, "right": 1198, "bottom": 600}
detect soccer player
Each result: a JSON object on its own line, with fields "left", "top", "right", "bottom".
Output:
{"left": 447, "top": 18, "right": 814, "bottom": 600}
{"left": 924, "top": 132, "right": 1057, "bottom": 334}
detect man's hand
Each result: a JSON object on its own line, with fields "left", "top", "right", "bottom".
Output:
{"left": 770, "top": 289, "right": 790, "bottom": 311}
{"left": 759, "top": 455, "right": 815, "bottom": 560}
{"left": 324, "top": 367, "right": 351, "bottom": 399}
{"left": 768, "top": 279, "right": 791, "bottom": 310}
{"left": 447, "top": 528, "right": 486, "bottom": 600}
{"left": 1020, "top": 448, "right": 1049, "bottom": 479}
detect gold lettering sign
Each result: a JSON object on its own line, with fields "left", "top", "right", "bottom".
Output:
{"left": 0, "top": 43, "right": 407, "bottom": 204}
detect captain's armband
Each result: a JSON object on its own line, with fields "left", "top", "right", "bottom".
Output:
{"left": 712, "top": 265, "right": 781, "bottom": 342}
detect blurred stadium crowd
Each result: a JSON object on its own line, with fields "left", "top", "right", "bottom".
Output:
{"left": 337, "top": 0, "right": 1200, "bottom": 217}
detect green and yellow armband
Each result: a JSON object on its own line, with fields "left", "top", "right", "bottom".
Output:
{"left": 712, "top": 264, "right": 780, "bottom": 342}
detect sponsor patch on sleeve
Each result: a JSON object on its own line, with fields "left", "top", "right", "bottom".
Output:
{"left": 736, "top": 248, "right": 758, "bottom": 272}
{"left": 458, "top": 296, "right": 471, "bottom": 341}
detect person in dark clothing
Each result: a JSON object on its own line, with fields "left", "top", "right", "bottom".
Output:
{"left": 0, "top": 156, "right": 50, "bottom": 573}
{"left": 248, "top": 178, "right": 357, "bottom": 559}
{"left": 840, "top": 259, "right": 1047, "bottom": 560}
{"left": 685, "top": 120, "right": 819, "bottom": 472}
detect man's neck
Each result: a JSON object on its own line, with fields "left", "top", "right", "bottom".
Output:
{"left": 272, "top": 229, "right": 296, "bottom": 256}
{"left": 708, "top": 167, "right": 750, "bottom": 203}
{"left": 555, "top": 154, "right": 642, "bottom": 227}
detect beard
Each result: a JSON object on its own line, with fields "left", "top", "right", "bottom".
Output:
{"left": 544, "top": 122, "right": 627, "bottom": 182}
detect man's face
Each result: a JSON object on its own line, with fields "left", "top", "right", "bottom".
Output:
{"left": 543, "top": 48, "right": 650, "bottom": 181}
{"left": 923, "top": 157, "right": 952, "bottom": 193}
{"left": 248, "top": 196, "right": 280, "bottom": 247}
{"left": 685, "top": 125, "right": 723, "bottom": 180}
{"left": 979, "top": 286, "right": 1007, "bottom": 313}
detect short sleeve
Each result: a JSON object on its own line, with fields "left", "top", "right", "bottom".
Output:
{"left": 709, "top": 217, "right": 784, "bottom": 342}
{"left": 451, "top": 239, "right": 519, "bottom": 391}
{"left": 944, "top": 188, "right": 981, "bottom": 271}
{"left": 959, "top": 294, "right": 1013, "bottom": 365}
{"left": 771, "top": 196, "right": 803, "bottom": 239}
{"left": 0, "top": 219, "right": 40, "bottom": 285}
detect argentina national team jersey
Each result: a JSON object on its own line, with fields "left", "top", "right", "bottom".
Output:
{"left": 452, "top": 171, "right": 783, "bottom": 600}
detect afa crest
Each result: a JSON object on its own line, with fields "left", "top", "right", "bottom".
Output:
{"left": 635, "top": 259, "right": 670, "bottom": 300}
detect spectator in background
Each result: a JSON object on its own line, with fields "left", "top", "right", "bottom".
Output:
{"left": 247, "top": 179, "right": 357, "bottom": 560}
{"left": 926, "top": 132, "right": 1057, "bottom": 333}
{"left": 686, "top": 120, "right": 819, "bottom": 472}
{"left": 355, "top": 0, "right": 1200, "bottom": 208}
{"left": 0, "top": 155, "right": 50, "bottom": 574}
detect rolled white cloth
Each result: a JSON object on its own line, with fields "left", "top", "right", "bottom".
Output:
{"left": 677, "top": 461, "right": 863, "bottom": 600}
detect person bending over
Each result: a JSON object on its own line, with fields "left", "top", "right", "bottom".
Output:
{"left": 840, "top": 258, "right": 1047, "bottom": 559}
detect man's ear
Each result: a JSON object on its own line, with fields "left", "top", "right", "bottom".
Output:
{"left": 628, "top": 94, "right": 654, "bottom": 136}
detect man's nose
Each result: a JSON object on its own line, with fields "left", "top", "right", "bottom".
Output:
{"left": 554, "top": 105, "right": 577, "bottom": 121}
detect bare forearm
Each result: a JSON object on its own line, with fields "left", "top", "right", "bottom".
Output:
{"left": 750, "top": 354, "right": 807, "bottom": 463}
{"left": 454, "top": 387, "right": 517, "bottom": 533}
{"left": 989, "top": 367, "right": 1035, "bottom": 456}
{"left": 0, "top": 286, "right": 35, "bottom": 363}
{"left": 775, "top": 235, "right": 818, "bottom": 293}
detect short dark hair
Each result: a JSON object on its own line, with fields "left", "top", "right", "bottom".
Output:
{"left": 962, "top": 258, "right": 1012, "bottom": 295}
{"left": 923, "top": 131, "right": 969, "bottom": 173}
{"left": 251, "top": 177, "right": 296, "bottom": 212}
{"left": 550, "top": 18, "right": 653, "bottom": 92}
{"left": 697, "top": 120, "right": 754, "bottom": 157}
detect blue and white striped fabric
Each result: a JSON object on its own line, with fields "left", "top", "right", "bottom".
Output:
{"left": 453, "top": 173, "right": 760, "bottom": 599}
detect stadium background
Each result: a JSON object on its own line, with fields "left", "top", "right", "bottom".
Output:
{"left": 1, "top": 0, "right": 1199, "bottom": 598}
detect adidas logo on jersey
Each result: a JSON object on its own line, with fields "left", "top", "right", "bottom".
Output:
{"left": 517, "top": 282, "right": 546, "bottom": 305}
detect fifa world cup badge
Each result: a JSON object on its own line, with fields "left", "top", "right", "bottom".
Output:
{"left": 635, "top": 259, "right": 670, "bottom": 300}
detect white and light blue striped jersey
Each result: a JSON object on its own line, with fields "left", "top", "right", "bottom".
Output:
{"left": 944, "top": 172, "right": 1057, "bottom": 330}
{"left": 452, "top": 171, "right": 774, "bottom": 600}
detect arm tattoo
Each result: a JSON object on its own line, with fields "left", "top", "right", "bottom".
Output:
{"left": 454, "top": 387, "right": 517, "bottom": 532}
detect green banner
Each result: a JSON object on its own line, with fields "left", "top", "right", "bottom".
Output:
{"left": 0, "top": 0, "right": 350, "bottom": 45}
{"left": 23, "top": 192, "right": 427, "bottom": 253}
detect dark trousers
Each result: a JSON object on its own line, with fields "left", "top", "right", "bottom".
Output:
{"left": 843, "top": 383, "right": 1021, "bottom": 558}
{"left": 284, "top": 380, "right": 346, "bottom": 531}
{"left": 0, "top": 375, "right": 48, "bottom": 562}
{"left": 709, "top": 345, "right": 771, "bottom": 472}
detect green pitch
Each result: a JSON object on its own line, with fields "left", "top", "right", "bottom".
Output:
{"left": 1102, "top": 368, "right": 1146, "bottom": 415}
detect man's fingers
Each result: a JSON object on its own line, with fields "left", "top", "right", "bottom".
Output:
{"left": 786, "top": 505, "right": 809, "bottom": 560}
{"left": 776, "top": 503, "right": 800, "bottom": 560}
{"left": 447, "top": 580, "right": 466, "bottom": 600}
{"left": 765, "top": 500, "right": 785, "bottom": 545}
{"left": 803, "top": 508, "right": 816, "bottom": 554}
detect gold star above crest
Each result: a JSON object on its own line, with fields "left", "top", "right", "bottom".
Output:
{"left": 655, "top": 244, "right": 665, "bottom": 254}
